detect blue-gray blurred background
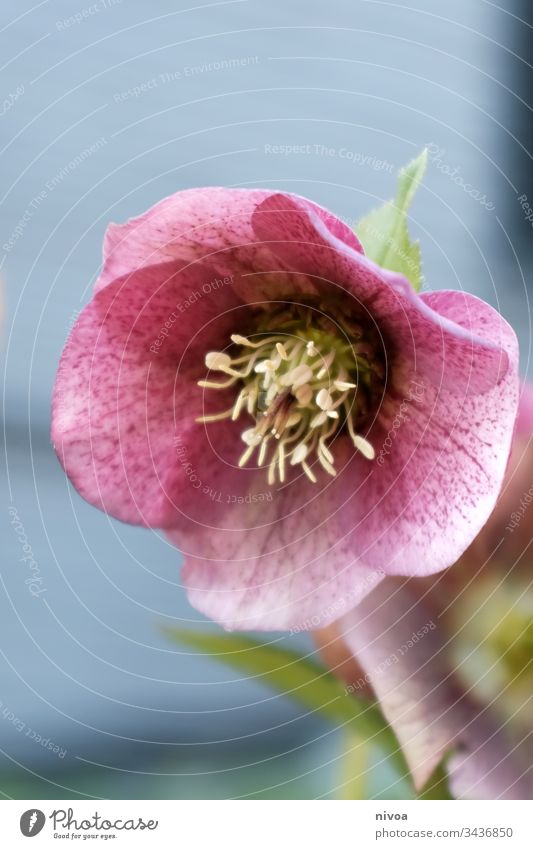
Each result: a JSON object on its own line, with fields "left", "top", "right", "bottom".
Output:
{"left": 1, "top": 0, "right": 532, "bottom": 799}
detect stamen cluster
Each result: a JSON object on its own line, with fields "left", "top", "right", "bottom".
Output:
{"left": 198, "top": 307, "right": 382, "bottom": 484}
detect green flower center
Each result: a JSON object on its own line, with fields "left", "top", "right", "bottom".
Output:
{"left": 197, "top": 304, "right": 385, "bottom": 483}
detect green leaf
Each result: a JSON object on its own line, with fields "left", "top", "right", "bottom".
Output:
{"left": 417, "top": 758, "right": 454, "bottom": 800}
{"left": 355, "top": 148, "right": 427, "bottom": 291}
{"left": 163, "top": 628, "right": 407, "bottom": 775}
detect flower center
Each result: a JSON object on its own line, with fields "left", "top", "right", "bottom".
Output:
{"left": 197, "top": 305, "right": 384, "bottom": 484}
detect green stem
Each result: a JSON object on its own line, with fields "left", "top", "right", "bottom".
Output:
{"left": 340, "top": 729, "right": 371, "bottom": 799}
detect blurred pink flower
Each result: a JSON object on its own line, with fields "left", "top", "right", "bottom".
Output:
{"left": 315, "top": 385, "right": 533, "bottom": 799}
{"left": 52, "top": 188, "right": 518, "bottom": 630}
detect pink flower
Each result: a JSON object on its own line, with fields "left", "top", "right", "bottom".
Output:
{"left": 52, "top": 188, "right": 519, "bottom": 631}
{"left": 315, "top": 385, "right": 533, "bottom": 799}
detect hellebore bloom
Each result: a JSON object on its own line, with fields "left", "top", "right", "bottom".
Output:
{"left": 315, "top": 385, "right": 533, "bottom": 799}
{"left": 52, "top": 187, "right": 519, "bottom": 631}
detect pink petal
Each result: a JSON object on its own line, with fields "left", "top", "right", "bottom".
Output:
{"left": 340, "top": 580, "right": 532, "bottom": 797}
{"left": 340, "top": 580, "right": 459, "bottom": 788}
{"left": 516, "top": 381, "right": 533, "bottom": 437}
{"left": 99, "top": 187, "right": 363, "bottom": 296}
{"left": 171, "top": 441, "right": 385, "bottom": 631}
{"left": 447, "top": 722, "right": 533, "bottom": 800}
{"left": 252, "top": 193, "right": 509, "bottom": 395}
{"left": 326, "top": 289, "right": 520, "bottom": 579}
{"left": 466, "top": 386, "right": 533, "bottom": 564}
{"left": 181, "top": 551, "right": 383, "bottom": 633}
{"left": 52, "top": 260, "right": 244, "bottom": 527}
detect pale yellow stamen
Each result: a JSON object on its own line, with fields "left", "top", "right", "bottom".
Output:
{"left": 198, "top": 375, "right": 239, "bottom": 389}
{"left": 238, "top": 444, "right": 256, "bottom": 467}
{"left": 291, "top": 442, "right": 309, "bottom": 465}
{"left": 318, "top": 451, "right": 336, "bottom": 476}
{"left": 267, "top": 452, "right": 278, "bottom": 486}
{"left": 278, "top": 440, "right": 286, "bottom": 482}
{"left": 197, "top": 317, "right": 379, "bottom": 484}
{"left": 302, "top": 461, "right": 317, "bottom": 483}
{"left": 285, "top": 411, "right": 302, "bottom": 428}
{"left": 316, "top": 388, "right": 333, "bottom": 411}
{"left": 242, "top": 428, "right": 262, "bottom": 446}
{"left": 205, "top": 351, "right": 232, "bottom": 371}
{"left": 258, "top": 437, "right": 269, "bottom": 465}
{"left": 199, "top": 409, "right": 234, "bottom": 423}
{"left": 232, "top": 388, "right": 247, "bottom": 420}
{"left": 318, "top": 439, "right": 334, "bottom": 465}
{"left": 231, "top": 333, "right": 283, "bottom": 348}
{"left": 352, "top": 434, "right": 376, "bottom": 460}
{"left": 255, "top": 359, "right": 277, "bottom": 374}
{"left": 316, "top": 350, "right": 336, "bottom": 380}
{"left": 295, "top": 384, "right": 313, "bottom": 406}
{"left": 310, "top": 411, "right": 328, "bottom": 429}
{"left": 280, "top": 364, "right": 313, "bottom": 389}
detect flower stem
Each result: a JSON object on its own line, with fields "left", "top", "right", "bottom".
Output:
{"left": 339, "top": 729, "right": 371, "bottom": 799}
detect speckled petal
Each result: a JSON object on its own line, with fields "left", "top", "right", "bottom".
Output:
{"left": 516, "top": 381, "right": 533, "bottom": 437}
{"left": 52, "top": 260, "right": 244, "bottom": 527}
{"left": 461, "top": 382, "right": 533, "bottom": 564}
{"left": 99, "top": 187, "right": 363, "bottom": 296}
{"left": 167, "top": 439, "right": 385, "bottom": 631}
{"left": 252, "top": 193, "right": 509, "bottom": 395}
{"left": 328, "top": 288, "right": 520, "bottom": 579}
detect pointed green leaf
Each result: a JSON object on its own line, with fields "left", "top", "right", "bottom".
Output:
{"left": 163, "top": 627, "right": 407, "bottom": 774}
{"left": 355, "top": 148, "right": 427, "bottom": 291}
